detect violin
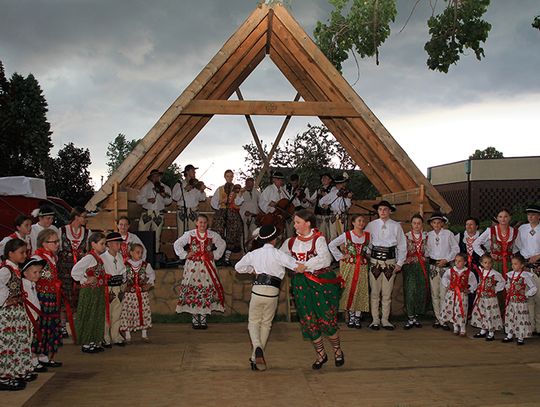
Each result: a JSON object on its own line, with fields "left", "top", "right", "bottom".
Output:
{"left": 153, "top": 182, "right": 171, "bottom": 198}
{"left": 337, "top": 188, "right": 353, "bottom": 198}
{"left": 188, "top": 178, "right": 209, "bottom": 192}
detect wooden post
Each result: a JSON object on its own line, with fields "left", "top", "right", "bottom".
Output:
{"left": 113, "top": 181, "right": 119, "bottom": 229}
{"left": 418, "top": 184, "right": 425, "bottom": 217}
{"left": 235, "top": 88, "right": 269, "bottom": 165}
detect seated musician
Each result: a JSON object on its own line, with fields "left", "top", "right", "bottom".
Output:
{"left": 318, "top": 173, "right": 352, "bottom": 241}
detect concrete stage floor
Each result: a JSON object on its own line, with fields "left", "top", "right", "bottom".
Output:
{"left": 6, "top": 322, "right": 540, "bottom": 407}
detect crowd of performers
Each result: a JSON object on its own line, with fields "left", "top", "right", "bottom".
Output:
{"left": 1, "top": 165, "right": 540, "bottom": 389}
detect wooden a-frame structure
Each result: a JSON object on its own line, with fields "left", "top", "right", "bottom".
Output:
{"left": 86, "top": 1, "right": 450, "bottom": 216}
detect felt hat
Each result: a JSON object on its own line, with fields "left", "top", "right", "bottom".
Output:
{"left": 271, "top": 171, "right": 285, "bottom": 180}
{"left": 256, "top": 225, "right": 279, "bottom": 243}
{"left": 31, "top": 205, "right": 55, "bottom": 218}
{"left": 106, "top": 232, "right": 123, "bottom": 242}
{"left": 21, "top": 257, "right": 47, "bottom": 271}
{"left": 183, "top": 164, "right": 198, "bottom": 174}
{"left": 372, "top": 200, "right": 396, "bottom": 212}
{"left": 525, "top": 204, "right": 540, "bottom": 214}
{"left": 334, "top": 172, "right": 349, "bottom": 184}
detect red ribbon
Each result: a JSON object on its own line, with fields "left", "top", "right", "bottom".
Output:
{"left": 22, "top": 292, "right": 43, "bottom": 342}
{"left": 304, "top": 272, "right": 345, "bottom": 288}
{"left": 449, "top": 269, "right": 468, "bottom": 321}
{"left": 133, "top": 267, "right": 145, "bottom": 326}
{"left": 346, "top": 255, "right": 362, "bottom": 309}
{"left": 505, "top": 270, "right": 525, "bottom": 310}
{"left": 472, "top": 270, "right": 490, "bottom": 321}
{"left": 204, "top": 257, "right": 225, "bottom": 307}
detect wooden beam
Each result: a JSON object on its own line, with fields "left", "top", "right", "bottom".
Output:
{"left": 181, "top": 100, "right": 361, "bottom": 117}
{"left": 266, "top": 8, "right": 274, "bottom": 55}
{"left": 236, "top": 88, "right": 268, "bottom": 164}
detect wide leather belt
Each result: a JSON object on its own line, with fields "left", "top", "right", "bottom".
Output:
{"left": 254, "top": 273, "right": 282, "bottom": 289}
{"left": 107, "top": 275, "right": 124, "bottom": 287}
{"left": 371, "top": 246, "right": 396, "bottom": 261}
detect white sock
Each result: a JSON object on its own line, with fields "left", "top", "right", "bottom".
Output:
{"left": 31, "top": 356, "right": 39, "bottom": 367}
{"left": 480, "top": 329, "right": 487, "bottom": 335}
{"left": 38, "top": 354, "right": 49, "bottom": 363}
{"left": 453, "top": 325, "right": 459, "bottom": 333}
{"left": 124, "top": 331, "right": 132, "bottom": 341}
{"left": 506, "top": 333, "right": 513, "bottom": 339}
{"left": 354, "top": 311, "right": 362, "bottom": 317}
{"left": 141, "top": 329, "right": 148, "bottom": 338}
{"left": 487, "top": 331, "right": 494, "bottom": 337}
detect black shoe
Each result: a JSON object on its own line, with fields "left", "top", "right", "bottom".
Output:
{"left": 354, "top": 319, "right": 362, "bottom": 329}
{"left": 334, "top": 351, "right": 345, "bottom": 367}
{"left": 473, "top": 332, "right": 487, "bottom": 338}
{"left": 347, "top": 318, "right": 355, "bottom": 328}
{"left": 312, "top": 353, "right": 328, "bottom": 370}
{"left": 441, "top": 324, "right": 451, "bottom": 331}
{"left": 432, "top": 322, "right": 441, "bottom": 329}
{"left": 502, "top": 337, "right": 513, "bottom": 343}
{"left": 254, "top": 347, "right": 266, "bottom": 371}
{"left": 413, "top": 320, "right": 422, "bottom": 328}
{"left": 20, "top": 372, "right": 38, "bottom": 382}
{"left": 249, "top": 358, "right": 258, "bottom": 371}
{"left": 517, "top": 339, "right": 525, "bottom": 346}
{"left": 33, "top": 364, "right": 48, "bottom": 373}
{"left": 485, "top": 335, "right": 495, "bottom": 342}
{"left": 61, "top": 327, "right": 69, "bottom": 339}
{"left": 114, "top": 342, "right": 126, "bottom": 347}
{"left": 81, "top": 345, "right": 100, "bottom": 354}
{"left": 369, "top": 323, "right": 380, "bottom": 331}
{"left": 102, "top": 342, "right": 112, "bottom": 349}
{"left": 41, "top": 360, "right": 63, "bottom": 368}
{"left": 383, "top": 324, "right": 395, "bottom": 331}
{"left": 0, "top": 378, "right": 26, "bottom": 391}
{"left": 403, "top": 321, "right": 414, "bottom": 330}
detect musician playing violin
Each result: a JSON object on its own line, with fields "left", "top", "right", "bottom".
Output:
{"left": 259, "top": 172, "right": 288, "bottom": 215}
{"left": 136, "top": 169, "right": 172, "bottom": 253}
{"left": 284, "top": 174, "right": 312, "bottom": 237}
{"left": 318, "top": 173, "right": 352, "bottom": 241}
{"left": 310, "top": 173, "right": 334, "bottom": 240}
{"left": 172, "top": 164, "right": 207, "bottom": 238}
{"left": 239, "top": 177, "right": 261, "bottom": 252}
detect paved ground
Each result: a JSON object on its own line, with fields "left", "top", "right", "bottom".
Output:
{"left": 6, "top": 322, "right": 540, "bottom": 407}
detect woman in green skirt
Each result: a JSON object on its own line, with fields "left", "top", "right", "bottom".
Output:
{"left": 281, "top": 209, "right": 344, "bottom": 370}
{"left": 71, "top": 232, "right": 108, "bottom": 353}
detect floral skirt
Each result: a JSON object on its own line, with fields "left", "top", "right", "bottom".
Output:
{"left": 176, "top": 260, "right": 224, "bottom": 315}
{"left": 292, "top": 271, "right": 340, "bottom": 341}
{"left": 338, "top": 261, "right": 369, "bottom": 312}
{"left": 120, "top": 292, "right": 152, "bottom": 332}
{"left": 471, "top": 297, "right": 503, "bottom": 331}
{"left": 504, "top": 302, "right": 532, "bottom": 338}
{"left": 32, "top": 292, "right": 63, "bottom": 355}
{"left": 403, "top": 262, "right": 430, "bottom": 317}
{"left": 0, "top": 305, "right": 33, "bottom": 378}
{"left": 212, "top": 209, "right": 243, "bottom": 253}
{"left": 75, "top": 287, "right": 105, "bottom": 345}
{"left": 441, "top": 289, "right": 469, "bottom": 327}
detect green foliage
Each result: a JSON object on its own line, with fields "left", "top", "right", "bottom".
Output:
{"left": 0, "top": 61, "right": 53, "bottom": 177}
{"left": 533, "top": 15, "right": 540, "bottom": 31}
{"left": 46, "top": 142, "right": 94, "bottom": 206}
{"left": 314, "top": 0, "right": 397, "bottom": 72}
{"left": 161, "top": 163, "right": 183, "bottom": 189}
{"left": 424, "top": 0, "right": 491, "bottom": 73}
{"left": 469, "top": 146, "right": 503, "bottom": 159}
{"left": 106, "top": 133, "right": 139, "bottom": 175}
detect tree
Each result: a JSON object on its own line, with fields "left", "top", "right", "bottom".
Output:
{"left": 533, "top": 16, "right": 540, "bottom": 31}
{"left": 0, "top": 61, "right": 53, "bottom": 177}
{"left": 106, "top": 133, "right": 139, "bottom": 175}
{"left": 46, "top": 142, "right": 95, "bottom": 206}
{"left": 469, "top": 146, "right": 504, "bottom": 159}
{"left": 314, "top": 0, "right": 491, "bottom": 74}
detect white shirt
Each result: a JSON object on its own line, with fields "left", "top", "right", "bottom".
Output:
{"left": 0, "top": 231, "right": 32, "bottom": 258}
{"left": 328, "top": 231, "right": 368, "bottom": 261}
{"left": 477, "top": 268, "right": 506, "bottom": 293}
{"left": 441, "top": 267, "right": 478, "bottom": 292}
{"left": 22, "top": 278, "right": 40, "bottom": 319}
{"left": 173, "top": 229, "right": 226, "bottom": 261}
{"left": 259, "top": 184, "right": 287, "bottom": 214}
{"left": 100, "top": 250, "right": 126, "bottom": 278}
{"left": 426, "top": 229, "right": 460, "bottom": 263}
{"left": 365, "top": 218, "right": 407, "bottom": 266}
{"left": 0, "top": 259, "right": 20, "bottom": 307}
{"left": 454, "top": 231, "right": 480, "bottom": 254}
{"left": 235, "top": 243, "right": 297, "bottom": 279}
{"left": 473, "top": 226, "right": 519, "bottom": 257}
{"left": 29, "top": 223, "right": 60, "bottom": 255}
{"left": 284, "top": 185, "right": 312, "bottom": 209}
{"left": 505, "top": 271, "right": 538, "bottom": 298}
{"left": 239, "top": 189, "right": 261, "bottom": 221}
{"left": 120, "top": 232, "right": 147, "bottom": 261}
{"left": 318, "top": 187, "right": 351, "bottom": 214}
{"left": 71, "top": 253, "right": 99, "bottom": 284}
{"left": 515, "top": 223, "right": 540, "bottom": 259}
{"left": 172, "top": 180, "right": 207, "bottom": 209}
{"left": 136, "top": 181, "right": 172, "bottom": 211}
{"left": 280, "top": 230, "right": 332, "bottom": 273}
{"left": 126, "top": 259, "right": 156, "bottom": 285}
{"left": 210, "top": 186, "right": 244, "bottom": 211}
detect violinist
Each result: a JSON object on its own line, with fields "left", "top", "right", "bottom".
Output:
{"left": 136, "top": 169, "right": 172, "bottom": 253}
{"left": 310, "top": 173, "right": 334, "bottom": 241}
{"left": 318, "top": 173, "right": 352, "bottom": 240}
{"left": 259, "top": 172, "right": 288, "bottom": 215}
{"left": 210, "top": 170, "right": 245, "bottom": 266}
{"left": 239, "top": 177, "right": 261, "bottom": 252}
{"left": 284, "top": 174, "right": 311, "bottom": 237}
{"left": 172, "top": 164, "right": 207, "bottom": 237}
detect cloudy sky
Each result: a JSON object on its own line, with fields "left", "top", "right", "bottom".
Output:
{"left": 1, "top": 0, "right": 539, "bottom": 192}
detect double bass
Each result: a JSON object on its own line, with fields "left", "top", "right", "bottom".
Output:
{"left": 256, "top": 197, "right": 296, "bottom": 235}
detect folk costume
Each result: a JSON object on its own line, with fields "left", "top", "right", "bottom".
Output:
{"left": 310, "top": 174, "right": 334, "bottom": 241}
{"left": 172, "top": 178, "right": 207, "bottom": 238}
{"left": 473, "top": 225, "right": 518, "bottom": 278}
{"left": 174, "top": 228, "right": 226, "bottom": 328}
{"left": 328, "top": 229, "right": 370, "bottom": 328}
{"left": 235, "top": 225, "right": 298, "bottom": 371}
{"left": 120, "top": 259, "right": 155, "bottom": 337}
{"left": 318, "top": 184, "right": 351, "bottom": 242}
{"left": 0, "top": 260, "right": 33, "bottom": 390}
{"left": 239, "top": 187, "right": 261, "bottom": 252}
{"left": 403, "top": 230, "right": 430, "bottom": 327}
{"left": 441, "top": 266, "right": 478, "bottom": 335}
{"left": 119, "top": 232, "right": 147, "bottom": 263}
{"left": 71, "top": 250, "right": 108, "bottom": 353}
{"left": 0, "top": 231, "right": 32, "bottom": 260}
{"left": 136, "top": 170, "right": 173, "bottom": 252}
{"left": 29, "top": 223, "right": 60, "bottom": 256}
{"left": 211, "top": 183, "right": 244, "bottom": 261}
{"left": 425, "top": 213, "right": 460, "bottom": 327}
{"left": 470, "top": 268, "right": 505, "bottom": 339}
{"left": 503, "top": 270, "right": 537, "bottom": 344}
{"left": 365, "top": 201, "right": 407, "bottom": 330}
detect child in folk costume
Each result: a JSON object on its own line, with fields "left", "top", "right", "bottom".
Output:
{"left": 29, "top": 205, "right": 60, "bottom": 255}
{"left": 235, "top": 225, "right": 303, "bottom": 371}
{"left": 120, "top": 243, "right": 155, "bottom": 343}
{"left": 502, "top": 254, "right": 537, "bottom": 345}
{"left": 32, "top": 228, "right": 65, "bottom": 368}
{"left": 117, "top": 216, "right": 147, "bottom": 263}
{"left": 425, "top": 212, "right": 460, "bottom": 330}
{"left": 471, "top": 255, "right": 505, "bottom": 341}
{"left": 0, "top": 214, "right": 33, "bottom": 259}
{"left": 281, "top": 210, "right": 345, "bottom": 370}
{"left": 403, "top": 214, "right": 429, "bottom": 329}
{"left": 71, "top": 232, "right": 108, "bottom": 353}
{"left": 57, "top": 207, "right": 90, "bottom": 337}
{"left": 328, "top": 214, "right": 370, "bottom": 329}
{"left": 174, "top": 214, "right": 226, "bottom": 329}
{"left": 441, "top": 253, "right": 478, "bottom": 336}
{"left": 0, "top": 239, "right": 34, "bottom": 391}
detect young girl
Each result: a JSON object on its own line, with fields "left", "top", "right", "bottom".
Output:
{"left": 120, "top": 243, "right": 155, "bottom": 343}
{"left": 471, "top": 255, "right": 505, "bottom": 341}
{"left": 441, "top": 253, "right": 478, "bottom": 336}
{"left": 502, "top": 254, "right": 537, "bottom": 345}
{"left": 32, "top": 229, "right": 64, "bottom": 367}
{"left": 174, "top": 214, "right": 226, "bottom": 329}
{"left": 117, "top": 216, "right": 146, "bottom": 263}
{"left": 328, "top": 214, "right": 370, "bottom": 329}
{"left": 0, "top": 239, "right": 33, "bottom": 391}
{"left": 402, "top": 214, "right": 429, "bottom": 329}
{"left": 71, "top": 232, "right": 108, "bottom": 353}
{"left": 0, "top": 214, "right": 33, "bottom": 259}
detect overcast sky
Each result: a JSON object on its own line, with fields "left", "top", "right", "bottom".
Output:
{"left": 1, "top": 0, "right": 539, "bottom": 192}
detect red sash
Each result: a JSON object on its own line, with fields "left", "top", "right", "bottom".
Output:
{"left": 127, "top": 261, "right": 146, "bottom": 326}
{"left": 188, "top": 233, "right": 224, "bottom": 307}
{"left": 505, "top": 271, "right": 525, "bottom": 309}
{"left": 449, "top": 268, "right": 469, "bottom": 320}
{"left": 344, "top": 231, "right": 369, "bottom": 309}
{"left": 22, "top": 291, "right": 43, "bottom": 341}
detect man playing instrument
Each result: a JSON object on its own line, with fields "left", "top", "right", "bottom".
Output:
{"left": 172, "top": 164, "right": 207, "bottom": 238}
{"left": 259, "top": 172, "right": 288, "bottom": 215}
{"left": 239, "top": 178, "right": 261, "bottom": 252}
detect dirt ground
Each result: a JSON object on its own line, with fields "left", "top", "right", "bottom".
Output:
{"left": 5, "top": 322, "right": 540, "bottom": 407}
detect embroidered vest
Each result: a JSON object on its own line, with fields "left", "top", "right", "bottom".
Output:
{"left": 478, "top": 274, "right": 497, "bottom": 298}
{"left": 58, "top": 225, "right": 89, "bottom": 266}
{"left": 35, "top": 251, "right": 60, "bottom": 294}
{"left": 449, "top": 268, "right": 470, "bottom": 293}
{"left": 125, "top": 261, "right": 150, "bottom": 293}
{"left": 288, "top": 231, "right": 329, "bottom": 274}
{"left": 343, "top": 231, "right": 370, "bottom": 265}
{"left": 81, "top": 252, "right": 107, "bottom": 288}
{"left": 1, "top": 262, "right": 24, "bottom": 307}
{"left": 489, "top": 226, "right": 516, "bottom": 260}
{"left": 406, "top": 232, "right": 427, "bottom": 264}
{"left": 188, "top": 233, "right": 214, "bottom": 262}
{"left": 218, "top": 185, "right": 240, "bottom": 210}
{"left": 507, "top": 273, "right": 527, "bottom": 303}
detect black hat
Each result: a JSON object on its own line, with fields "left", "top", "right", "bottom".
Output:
{"left": 22, "top": 257, "right": 47, "bottom": 272}
{"left": 256, "top": 225, "right": 279, "bottom": 243}
{"left": 183, "top": 164, "right": 198, "bottom": 174}
{"left": 32, "top": 205, "right": 55, "bottom": 218}
{"left": 271, "top": 171, "right": 285, "bottom": 180}
{"left": 372, "top": 200, "right": 396, "bottom": 212}
{"left": 106, "top": 232, "right": 123, "bottom": 242}
{"left": 334, "top": 172, "right": 349, "bottom": 184}
{"left": 147, "top": 169, "right": 163, "bottom": 180}
{"left": 525, "top": 204, "right": 540, "bottom": 214}
{"left": 428, "top": 212, "right": 449, "bottom": 223}
{"left": 320, "top": 172, "right": 334, "bottom": 181}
